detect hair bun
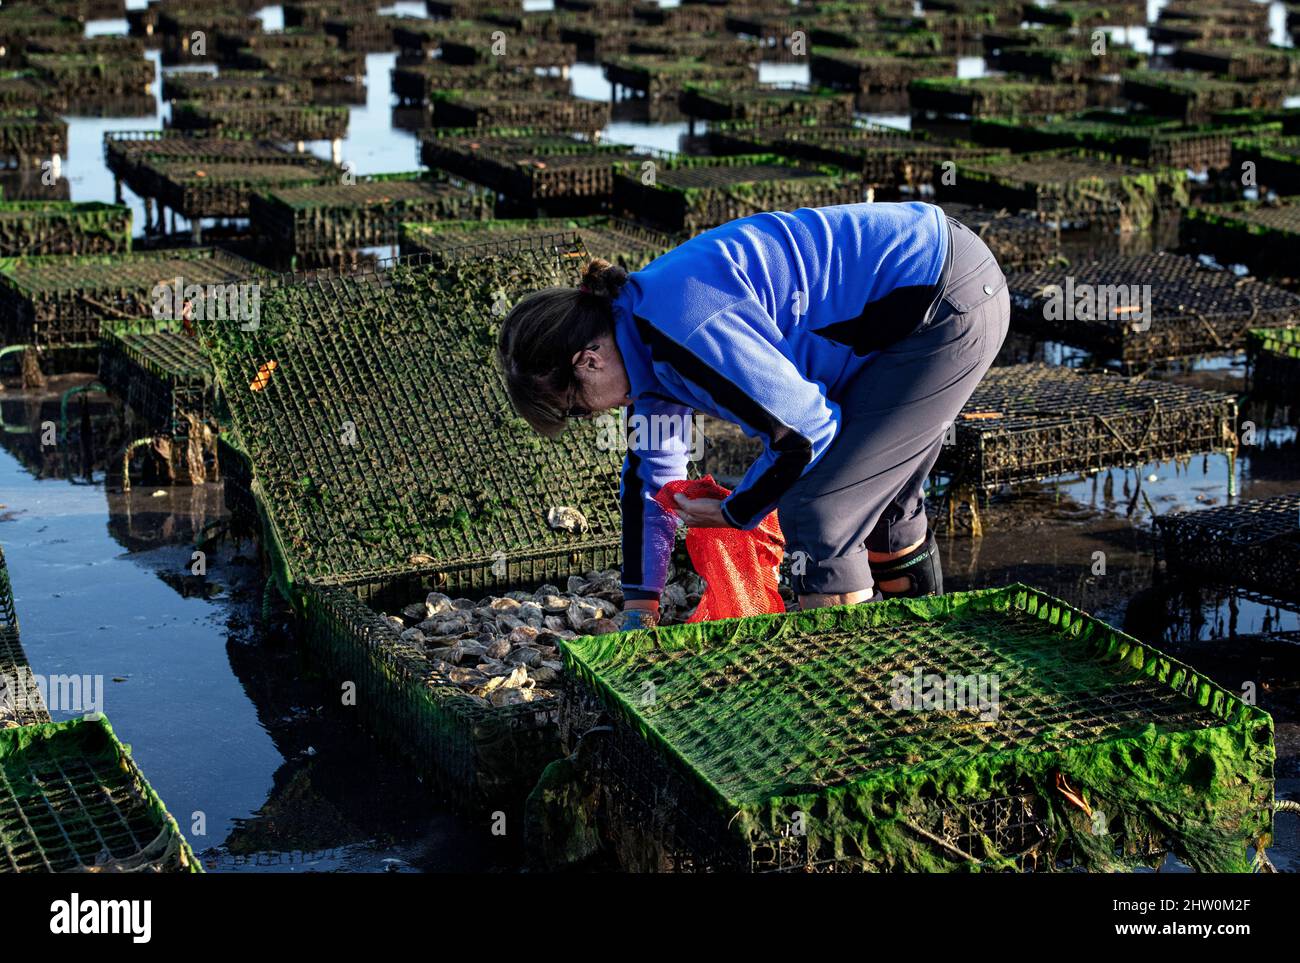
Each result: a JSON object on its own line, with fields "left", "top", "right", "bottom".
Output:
{"left": 579, "top": 258, "right": 628, "bottom": 300}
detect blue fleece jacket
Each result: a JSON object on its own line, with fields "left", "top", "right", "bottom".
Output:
{"left": 611, "top": 200, "right": 952, "bottom": 601}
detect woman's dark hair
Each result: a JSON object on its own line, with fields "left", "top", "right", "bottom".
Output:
{"left": 496, "top": 257, "right": 629, "bottom": 439}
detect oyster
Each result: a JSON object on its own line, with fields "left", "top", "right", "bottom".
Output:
{"left": 546, "top": 506, "right": 588, "bottom": 534}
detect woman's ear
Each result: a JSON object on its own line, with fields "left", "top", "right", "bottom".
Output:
{"left": 571, "top": 344, "right": 603, "bottom": 370}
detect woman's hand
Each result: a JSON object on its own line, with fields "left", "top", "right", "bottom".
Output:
{"left": 672, "top": 494, "right": 730, "bottom": 528}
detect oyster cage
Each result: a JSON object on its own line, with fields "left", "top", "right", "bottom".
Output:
{"left": 103, "top": 129, "right": 312, "bottom": 201}
{"left": 937, "top": 202, "right": 1060, "bottom": 272}
{"left": 908, "top": 77, "right": 1090, "bottom": 118}
{"left": 159, "top": 70, "right": 314, "bottom": 105}
{"left": 1123, "top": 71, "right": 1292, "bottom": 123}
{"left": 0, "top": 247, "right": 261, "bottom": 350}
{"left": 1006, "top": 252, "right": 1300, "bottom": 366}
{"left": 419, "top": 131, "right": 643, "bottom": 208}
{"left": 399, "top": 215, "right": 680, "bottom": 273}
{"left": 938, "top": 150, "right": 1189, "bottom": 234}
{"left": 1154, "top": 492, "right": 1300, "bottom": 606}
{"left": 194, "top": 231, "right": 622, "bottom": 597}
{"left": 0, "top": 717, "right": 200, "bottom": 873}
{"left": 1, "top": 544, "right": 49, "bottom": 729}
{"left": 1231, "top": 136, "right": 1300, "bottom": 197}
{"left": 550, "top": 675, "right": 1164, "bottom": 872}
{"left": 146, "top": 160, "right": 340, "bottom": 222}
{"left": 1183, "top": 200, "right": 1300, "bottom": 282}
{"left": 0, "top": 107, "right": 68, "bottom": 167}
{"left": 300, "top": 575, "right": 567, "bottom": 812}
{"left": 677, "top": 82, "right": 856, "bottom": 127}
{"left": 932, "top": 363, "right": 1237, "bottom": 491}
{"left": 601, "top": 54, "right": 753, "bottom": 101}
{"left": 553, "top": 585, "right": 1273, "bottom": 872}
{"left": 392, "top": 62, "right": 568, "bottom": 104}
{"left": 611, "top": 152, "right": 867, "bottom": 234}
{"left": 429, "top": 91, "right": 610, "bottom": 136}
{"left": 708, "top": 119, "right": 996, "bottom": 193}
{"left": 1246, "top": 326, "right": 1299, "bottom": 413}
{"left": 971, "top": 113, "right": 1272, "bottom": 173}
{"left": 97, "top": 318, "right": 215, "bottom": 439}
{"left": 809, "top": 51, "right": 956, "bottom": 94}
{"left": 169, "top": 101, "right": 350, "bottom": 142}
{"left": 0, "top": 200, "right": 131, "bottom": 257}
{"left": 248, "top": 172, "right": 494, "bottom": 268}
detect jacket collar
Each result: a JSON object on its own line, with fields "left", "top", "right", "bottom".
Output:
{"left": 612, "top": 287, "right": 659, "bottom": 404}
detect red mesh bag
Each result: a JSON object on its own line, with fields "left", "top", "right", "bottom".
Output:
{"left": 653, "top": 474, "right": 786, "bottom": 622}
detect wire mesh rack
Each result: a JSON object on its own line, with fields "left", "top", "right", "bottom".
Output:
{"left": 933, "top": 362, "right": 1239, "bottom": 490}
{"left": 939, "top": 150, "right": 1189, "bottom": 233}
{"left": 249, "top": 173, "right": 493, "bottom": 266}
{"left": 0, "top": 544, "right": 49, "bottom": 729}
{"left": 709, "top": 119, "right": 996, "bottom": 192}
{"left": 1154, "top": 492, "right": 1300, "bottom": 604}
{"left": 147, "top": 159, "right": 340, "bottom": 221}
{"left": 1246, "top": 326, "right": 1299, "bottom": 414}
{"left": 194, "top": 230, "right": 622, "bottom": 596}
{"left": 1006, "top": 252, "right": 1300, "bottom": 365}
{"left": 554, "top": 585, "right": 1271, "bottom": 872}
{"left": 103, "top": 128, "right": 306, "bottom": 199}
{"left": 159, "top": 70, "right": 314, "bottom": 105}
{"left": 1123, "top": 71, "right": 1292, "bottom": 122}
{"left": 0, "top": 247, "right": 262, "bottom": 349}
{"left": 169, "top": 101, "right": 350, "bottom": 142}
{"left": 399, "top": 215, "right": 680, "bottom": 272}
{"left": 0, "top": 107, "right": 67, "bottom": 166}
{"left": 908, "top": 77, "right": 1091, "bottom": 118}
{"left": 0, "top": 200, "right": 131, "bottom": 257}
{"left": 938, "top": 202, "right": 1060, "bottom": 272}
{"left": 972, "top": 114, "right": 1271, "bottom": 172}
{"left": 611, "top": 151, "right": 867, "bottom": 233}
{"left": 98, "top": 318, "right": 215, "bottom": 438}
{"left": 1183, "top": 200, "right": 1300, "bottom": 282}
{"left": 1232, "top": 136, "right": 1300, "bottom": 198}
{"left": 0, "top": 717, "right": 200, "bottom": 873}
{"left": 430, "top": 91, "right": 610, "bottom": 134}
{"left": 300, "top": 577, "right": 565, "bottom": 812}
{"left": 678, "top": 82, "right": 856, "bottom": 125}
{"left": 809, "top": 50, "right": 955, "bottom": 94}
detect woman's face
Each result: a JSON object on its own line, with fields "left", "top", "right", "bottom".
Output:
{"left": 568, "top": 334, "right": 633, "bottom": 417}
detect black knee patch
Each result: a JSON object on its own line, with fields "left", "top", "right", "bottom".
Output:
{"left": 873, "top": 531, "right": 943, "bottom": 598}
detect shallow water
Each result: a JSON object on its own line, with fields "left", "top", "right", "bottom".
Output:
{"left": 4, "top": 2, "right": 1295, "bottom": 873}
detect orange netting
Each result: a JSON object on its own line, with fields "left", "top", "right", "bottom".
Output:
{"left": 654, "top": 475, "right": 786, "bottom": 622}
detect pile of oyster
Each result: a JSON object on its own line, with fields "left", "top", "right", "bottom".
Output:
{"left": 385, "top": 568, "right": 709, "bottom": 708}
